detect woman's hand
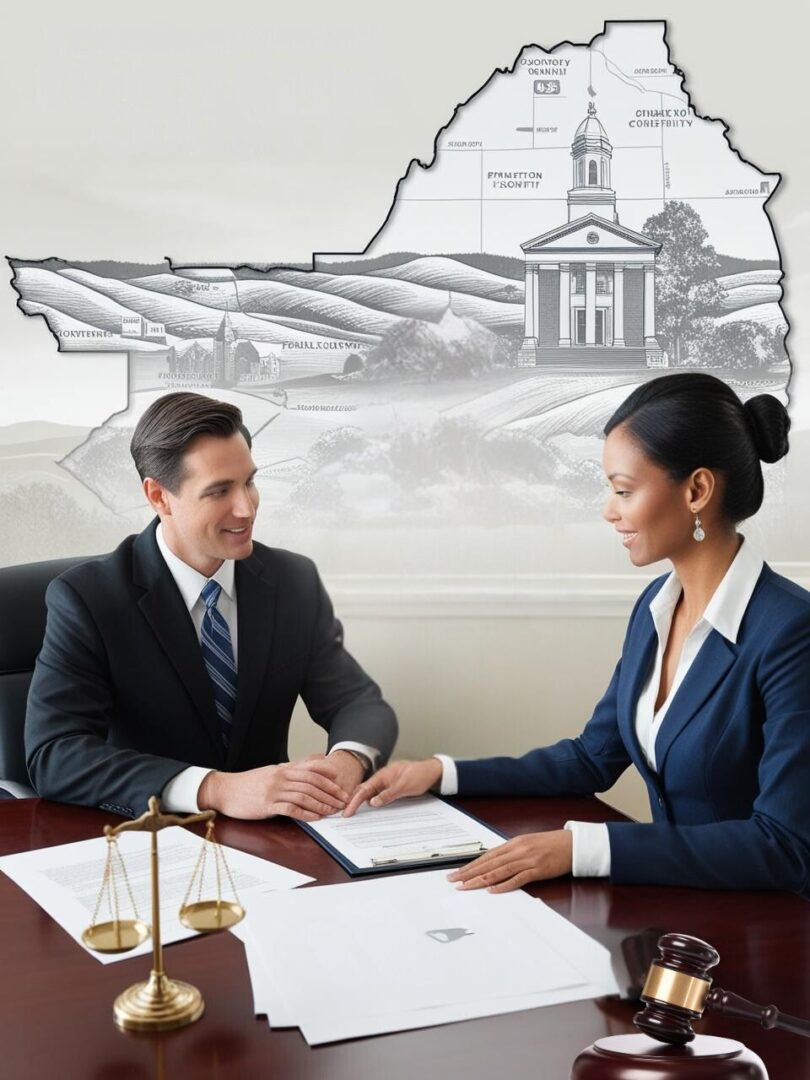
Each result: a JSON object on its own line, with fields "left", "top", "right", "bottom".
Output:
{"left": 448, "top": 830, "right": 573, "bottom": 893}
{"left": 342, "top": 758, "right": 443, "bottom": 817}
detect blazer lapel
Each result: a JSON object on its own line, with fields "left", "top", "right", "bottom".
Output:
{"left": 617, "top": 604, "right": 657, "bottom": 778}
{"left": 133, "top": 522, "right": 224, "bottom": 761}
{"left": 225, "top": 552, "right": 278, "bottom": 768}
{"left": 654, "top": 630, "right": 736, "bottom": 773}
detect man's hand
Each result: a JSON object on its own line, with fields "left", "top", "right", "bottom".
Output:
{"left": 343, "top": 758, "right": 443, "bottom": 817}
{"left": 198, "top": 753, "right": 351, "bottom": 821}
{"left": 327, "top": 749, "right": 367, "bottom": 798}
{"left": 447, "top": 830, "right": 573, "bottom": 893}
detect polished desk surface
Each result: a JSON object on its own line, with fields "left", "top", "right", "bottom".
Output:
{"left": 1, "top": 796, "right": 808, "bottom": 1080}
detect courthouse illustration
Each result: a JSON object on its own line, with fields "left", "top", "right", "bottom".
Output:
{"left": 519, "top": 103, "right": 665, "bottom": 367}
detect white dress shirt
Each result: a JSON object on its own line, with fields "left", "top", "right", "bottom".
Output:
{"left": 437, "top": 538, "right": 764, "bottom": 878}
{"left": 155, "top": 525, "right": 378, "bottom": 812}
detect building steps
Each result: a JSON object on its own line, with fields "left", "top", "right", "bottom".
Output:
{"left": 534, "top": 346, "right": 649, "bottom": 365}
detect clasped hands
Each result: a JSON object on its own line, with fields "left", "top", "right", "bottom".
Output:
{"left": 198, "top": 750, "right": 366, "bottom": 821}
{"left": 343, "top": 759, "right": 573, "bottom": 893}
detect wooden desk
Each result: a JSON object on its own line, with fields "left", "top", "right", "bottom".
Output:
{"left": 1, "top": 796, "right": 808, "bottom": 1080}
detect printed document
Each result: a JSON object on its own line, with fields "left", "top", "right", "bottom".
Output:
{"left": 306, "top": 795, "right": 505, "bottom": 869}
{"left": 0, "top": 826, "right": 312, "bottom": 964}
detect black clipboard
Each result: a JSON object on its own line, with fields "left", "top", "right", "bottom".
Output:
{"left": 296, "top": 798, "right": 507, "bottom": 876}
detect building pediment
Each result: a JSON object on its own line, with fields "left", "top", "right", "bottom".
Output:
{"left": 522, "top": 214, "right": 661, "bottom": 253}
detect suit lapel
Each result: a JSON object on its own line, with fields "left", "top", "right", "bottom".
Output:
{"left": 617, "top": 605, "right": 658, "bottom": 784}
{"left": 133, "top": 522, "right": 224, "bottom": 761}
{"left": 654, "top": 630, "right": 736, "bottom": 773}
{"left": 225, "top": 552, "right": 278, "bottom": 768}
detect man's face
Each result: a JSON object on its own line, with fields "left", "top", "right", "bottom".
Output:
{"left": 148, "top": 431, "right": 260, "bottom": 576}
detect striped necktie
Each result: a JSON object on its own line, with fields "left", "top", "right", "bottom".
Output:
{"left": 199, "top": 579, "right": 237, "bottom": 747}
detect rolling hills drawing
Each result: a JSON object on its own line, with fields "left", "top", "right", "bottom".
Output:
{"left": 5, "top": 20, "right": 791, "bottom": 533}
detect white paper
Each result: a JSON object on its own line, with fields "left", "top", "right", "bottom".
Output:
{"left": 231, "top": 919, "right": 298, "bottom": 1027}
{"left": 306, "top": 795, "right": 506, "bottom": 869}
{"left": 0, "top": 826, "right": 313, "bottom": 964}
{"left": 241, "top": 869, "right": 619, "bottom": 1044}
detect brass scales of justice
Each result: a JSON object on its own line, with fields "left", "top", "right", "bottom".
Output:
{"left": 81, "top": 796, "right": 245, "bottom": 1032}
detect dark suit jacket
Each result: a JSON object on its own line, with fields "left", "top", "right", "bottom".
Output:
{"left": 457, "top": 565, "right": 810, "bottom": 896}
{"left": 25, "top": 521, "right": 397, "bottom": 817}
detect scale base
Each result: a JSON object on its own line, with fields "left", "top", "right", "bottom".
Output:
{"left": 571, "top": 1034, "right": 768, "bottom": 1079}
{"left": 114, "top": 971, "right": 205, "bottom": 1032}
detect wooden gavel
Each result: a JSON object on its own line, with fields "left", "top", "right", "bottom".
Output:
{"left": 634, "top": 931, "right": 810, "bottom": 1045}
{"left": 572, "top": 932, "right": 810, "bottom": 1078}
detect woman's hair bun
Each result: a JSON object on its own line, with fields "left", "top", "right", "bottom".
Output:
{"left": 744, "top": 394, "right": 790, "bottom": 464}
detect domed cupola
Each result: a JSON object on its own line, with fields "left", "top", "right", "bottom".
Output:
{"left": 567, "top": 102, "right": 618, "bottom": 223}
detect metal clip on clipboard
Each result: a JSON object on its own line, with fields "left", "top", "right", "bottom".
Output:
{"left": 370, "top": 841, "right": 488, "bottom": 868}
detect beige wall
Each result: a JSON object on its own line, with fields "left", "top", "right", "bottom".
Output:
{"left": 289, "top": 607, "right": 651, "bottom": 821}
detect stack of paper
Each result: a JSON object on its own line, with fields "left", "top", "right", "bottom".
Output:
{"left": 233, "top": 868, "right": 620, "bottom": 1045}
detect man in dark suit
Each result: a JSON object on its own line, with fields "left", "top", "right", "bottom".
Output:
{"left": 25, "top": 393, "right": 397, "bottom": 819}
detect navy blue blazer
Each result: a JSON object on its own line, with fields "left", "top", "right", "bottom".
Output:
{"left": 457, "top": 565, "right": 810, "bottom": 896}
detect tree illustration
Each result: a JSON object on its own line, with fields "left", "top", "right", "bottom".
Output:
{"left": 0, "top": 482, "right": 126, "bottom": 565}
{"left": 285, "top": 418, "right": 585, "bottom": 525}
{"left": 364, "top": 312, "right": 510, "bottom": 381}
{"left": 642, "top": 201, "right": 723, "bottom": 364}
{"left": 682, "top": 319, "right": 786, "bottom": 372}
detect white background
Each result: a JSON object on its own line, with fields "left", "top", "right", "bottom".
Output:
{"left": 2, "top": 1, "right": 807, "bottom": 427}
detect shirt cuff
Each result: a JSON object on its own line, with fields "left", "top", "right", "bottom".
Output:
{"left": 433, "top": 754, "right": 458, "bottom": 796}
{"left": 330, "top": 742, "right": 379, "bottom": 765}
{"left": 564, "top": 820, "right": 611, "bottom": 877}
{"left": 161, "top": 766, "right": 212, "bottom": 813}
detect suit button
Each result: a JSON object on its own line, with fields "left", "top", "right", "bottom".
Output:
{"left": 657, "top": 796, "right": 664, "bottom": 808}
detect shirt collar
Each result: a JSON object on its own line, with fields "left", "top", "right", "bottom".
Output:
{"left": 648, "top": 536, "right": 763, "bottom": 645}
{"left": 155, "top": 523, "right": 236, "bottom": 612}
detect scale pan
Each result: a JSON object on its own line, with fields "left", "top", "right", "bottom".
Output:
{"left": 82, "top": 919, "right": 151, "bottom": 954}
{"left": 179, "top": 900, "right": 245, "bottom": 933}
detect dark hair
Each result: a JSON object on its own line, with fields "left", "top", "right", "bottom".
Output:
{"left": 130, "top": 392, "right": 252, "bottom": 492}
{"left": 604, "top": 373, "right": 790, "bottom": 523}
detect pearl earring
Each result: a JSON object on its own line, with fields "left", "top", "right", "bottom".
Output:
{"left": 692, "top": 512, "right": 705, "bottom": 543}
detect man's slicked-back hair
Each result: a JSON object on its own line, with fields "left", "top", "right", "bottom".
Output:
{"left": 130, "top": 392, "right": 252, "bottom": 493}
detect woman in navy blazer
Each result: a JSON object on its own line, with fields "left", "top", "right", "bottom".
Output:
{"left": 345, "top": 374, "right": 810, "bottom": 897}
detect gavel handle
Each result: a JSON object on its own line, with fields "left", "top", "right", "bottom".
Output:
{"left": 706, "top": 987, "right": 810, "bottom": 1038}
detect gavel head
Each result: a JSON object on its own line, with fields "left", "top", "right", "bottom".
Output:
{"left": 633, "top": 932, "right": 720, "bottom": 1045}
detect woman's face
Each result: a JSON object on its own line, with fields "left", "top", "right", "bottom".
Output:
{"left": 602, "top": 423, "right": 694, "bottom": 567}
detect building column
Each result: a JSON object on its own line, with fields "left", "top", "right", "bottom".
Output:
{"left": 525, "top": 264, "right": 538, "bottom": 339}
{"left": 519, "top": 264, "right": 539, "bottom": 366}
{"left": 613, "top": 264, "right": 625, "bottom": 347}
{"left": 643, "top": 261, "right": 664, "bottom": 366}
{"left": 558, "top": 263, "right": 571, "bottom": 347}
{"left": 643, "top": 264, "right": 657, "bottom": 344}
{"left": 585, "top": 263, "right": 596, "bottom": 346}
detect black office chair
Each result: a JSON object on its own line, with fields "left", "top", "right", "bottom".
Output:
{"left": 0, "top": 556, "right": 90, "bottom": 798}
